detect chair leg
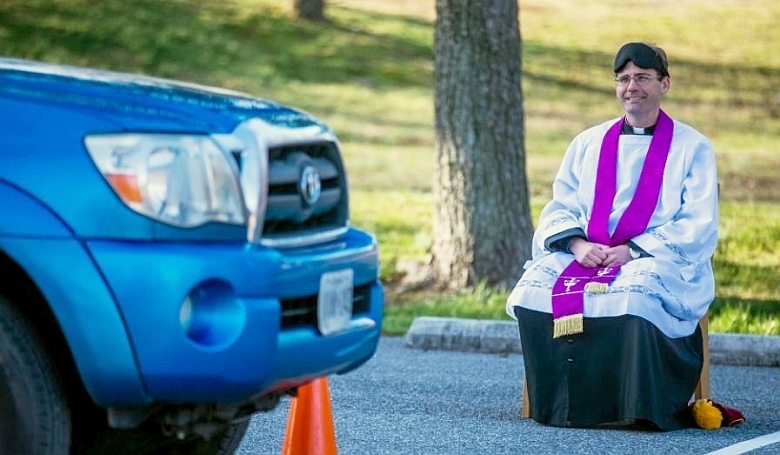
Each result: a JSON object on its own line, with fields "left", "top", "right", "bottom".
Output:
{"left": 694, "top": 313, "right": 711, "bottom": 400}
{"left": 521, "top": 370, "right": 530, "bottom": 418}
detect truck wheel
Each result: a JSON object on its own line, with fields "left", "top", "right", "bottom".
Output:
{"left": 0, "top": 296, "right": 70, "bottom": 454}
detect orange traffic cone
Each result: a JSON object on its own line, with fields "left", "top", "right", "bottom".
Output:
{"left": 281, "top": 377, "right": 338, "bottom": 455}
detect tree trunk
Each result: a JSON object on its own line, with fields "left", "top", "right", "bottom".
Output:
{"left": 294, "top": 0, "right": 325, "bottom": 22}
{"left": 432, "top": 0, "right": 533, "bottom": 290}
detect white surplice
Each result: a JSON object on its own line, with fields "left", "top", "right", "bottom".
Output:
{"left": 506, "top": 117, "right": 719, "bottom": 338}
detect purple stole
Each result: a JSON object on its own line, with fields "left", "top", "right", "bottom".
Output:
{"left": 551, "top": 110, "right": 674, "bottom": 338}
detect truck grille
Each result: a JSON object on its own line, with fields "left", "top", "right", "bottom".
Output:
{"left": 280, "top": 284, "right": 372, "bottom": 330}
{"left": 261, "top": 141, "right": 348, "bottom": 247}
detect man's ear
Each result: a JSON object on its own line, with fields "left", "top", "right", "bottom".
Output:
{"left": 661, "top": 76, "right": 671, "bottom": 94}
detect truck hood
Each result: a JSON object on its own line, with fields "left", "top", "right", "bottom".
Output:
{"left": 0, "top": 57, "right": 326, "bottom": 134}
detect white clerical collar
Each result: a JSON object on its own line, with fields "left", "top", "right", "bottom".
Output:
{"left": 621, "top": 119, "right": 656, "bottom": 135}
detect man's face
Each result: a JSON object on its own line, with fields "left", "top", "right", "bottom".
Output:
{"left": 615, "top": 61, "right": 670, "bottom": 120}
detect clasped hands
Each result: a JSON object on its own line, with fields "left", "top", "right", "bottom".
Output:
{"left": 569, "top": 237, "right": 633, "bottom": 268}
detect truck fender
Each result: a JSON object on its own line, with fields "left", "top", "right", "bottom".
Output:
{"left": 0, "top": 182, "right": 150, "bottom": 406}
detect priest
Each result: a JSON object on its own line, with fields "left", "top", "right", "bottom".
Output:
{"left": 506, "top": 42, "right": 719, "bottom": 430}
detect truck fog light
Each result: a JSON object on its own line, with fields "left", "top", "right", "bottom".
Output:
{"left": 179, "top": 281, "right": 246, "bottom": 349}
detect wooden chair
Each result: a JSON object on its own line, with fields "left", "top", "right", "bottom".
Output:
{"left": 520, "top": 314, "right": 711, "bottom": 418}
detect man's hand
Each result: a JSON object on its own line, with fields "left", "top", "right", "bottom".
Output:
{"left": 569, "top": 239, "right": 635, "bottom": 267}
{"left": 569, "top": 237, "right": 609, "bottom": 268}
{"left": 601, "top": 244, "right": 633, "bottom": 266}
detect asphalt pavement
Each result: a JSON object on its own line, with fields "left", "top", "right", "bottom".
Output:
{"left": 236, "top": 324, "right": 780, "bottom": 455}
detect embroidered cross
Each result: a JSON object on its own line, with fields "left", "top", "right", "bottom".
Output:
{"left": 596, "top": 267, "right": 613, "bottom": 277}
{"left": 564, "top": 278, "right": 580, "bottom": 292}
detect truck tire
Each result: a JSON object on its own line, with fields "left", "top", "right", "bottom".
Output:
{"left": 0, "top": 295, "right": 70, "bottom": 455}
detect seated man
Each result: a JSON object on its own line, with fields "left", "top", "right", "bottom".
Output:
{"left": 505, "top": 42, "right": 719, "bottom": 431}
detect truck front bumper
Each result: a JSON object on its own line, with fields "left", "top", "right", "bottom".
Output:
{"left": 85, "top": 227, "right": 383, "bottom": 406}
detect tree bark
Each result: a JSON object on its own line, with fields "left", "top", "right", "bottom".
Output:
{"left": 432, "top": 0, "right": 533, "bottom": 289}
{"left": 294, "top": 0, "right": 325, "bottom": 22}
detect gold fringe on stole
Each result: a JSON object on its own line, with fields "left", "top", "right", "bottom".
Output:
{"left": 584, "top": 282, "right": 610, "bottom": 294}
{"left": 553, "top": 313, "right": 583, "bottom": 338}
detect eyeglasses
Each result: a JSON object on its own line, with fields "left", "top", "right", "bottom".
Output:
{"left": 614, "top": 73, "right": 663, "bottom": 86}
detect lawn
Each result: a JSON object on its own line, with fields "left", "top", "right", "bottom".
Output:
{"left": 2, "top": 0, "right": 779, "bottom": 335}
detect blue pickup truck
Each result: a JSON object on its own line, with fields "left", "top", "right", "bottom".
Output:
{"left": 0, "top": 57, "right": 383, "bottom": 455}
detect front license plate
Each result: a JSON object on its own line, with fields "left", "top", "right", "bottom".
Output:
{"left": 317, "top": 269, "right": 354, "bottom": 336}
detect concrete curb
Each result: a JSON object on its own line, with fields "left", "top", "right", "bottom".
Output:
{"left": 404, "top": 316, "right": 780, "bottom": 367}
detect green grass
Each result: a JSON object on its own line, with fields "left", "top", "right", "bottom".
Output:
{"left": 3, "top": 0, "right": 779, "bottom": 336}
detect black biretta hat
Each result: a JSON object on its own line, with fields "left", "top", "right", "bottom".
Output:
{"left": 613, "top": 42, "right": 669, "bottom": 76}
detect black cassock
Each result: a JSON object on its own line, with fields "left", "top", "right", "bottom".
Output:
{"left": 515, "top": 306, "right": 703, "bottom": 431}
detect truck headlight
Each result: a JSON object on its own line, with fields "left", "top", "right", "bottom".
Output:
{"left": 85, "top": 134, "right": 246, "bottom": 227}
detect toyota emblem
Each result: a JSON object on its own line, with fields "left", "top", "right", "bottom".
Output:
{"left": 299, "top": 165, "right": 322, "bottom": 206}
